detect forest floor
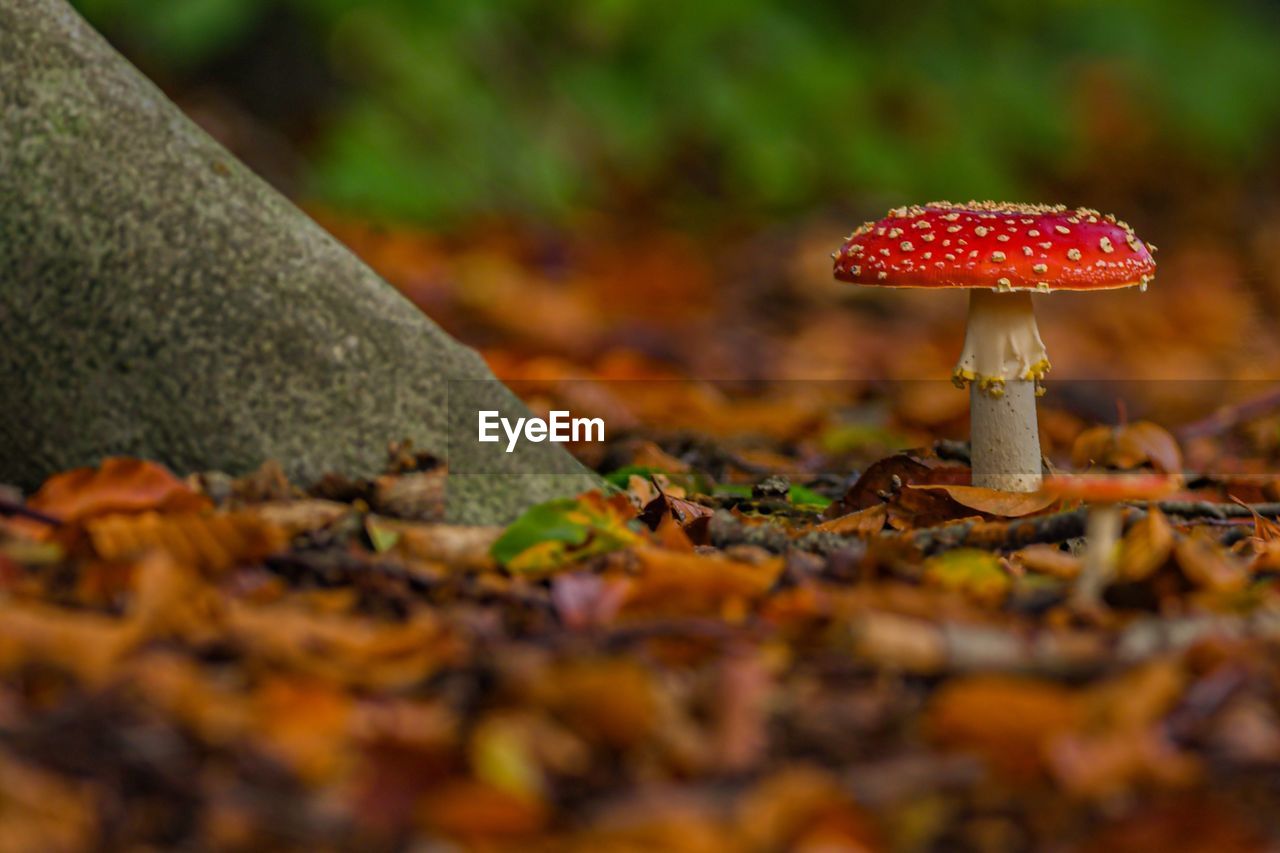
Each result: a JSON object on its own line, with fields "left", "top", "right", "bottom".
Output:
{"left": 4, "top": 215, "right": 1280, "bottom": 850}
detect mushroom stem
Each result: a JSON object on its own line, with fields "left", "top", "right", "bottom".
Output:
{"left": 961, "top": 290, "right": 1046, "bottom": 492}
{"left": 970, "top": 381, "right": 1042, "bottom": 491}
{"left": 1074, "top": 503, "right": 1122, "bottom": 607}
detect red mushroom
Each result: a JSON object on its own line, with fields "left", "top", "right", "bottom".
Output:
{"left": 833, "top": 201, "right": 1156, "bottom": 492}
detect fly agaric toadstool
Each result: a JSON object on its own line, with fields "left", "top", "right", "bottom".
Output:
{"left": 833, "top": 202, "right": 1156, "bottom": 492}
{"left": 1039, "top": 472, "right": 1181, "bottom": 607}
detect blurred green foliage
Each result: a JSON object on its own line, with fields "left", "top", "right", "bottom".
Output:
{"left": 74, "top": 0, "right": 1280, "bottom": 224}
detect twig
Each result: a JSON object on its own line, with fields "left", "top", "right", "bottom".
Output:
{"left": 0, "top": 494, "right": 61, "bottom": 527}
{"left": 904, "top": 507, "right": 1097, "bottom": 556}
{"left": 1151, "top": 500, "right": 1280, "bottom": 520}
{"left": 1176, "top": 384, "right": 1280, "bottom": 440}
{"left": 710, "top": 500, "right": 1280, "bottom": 559}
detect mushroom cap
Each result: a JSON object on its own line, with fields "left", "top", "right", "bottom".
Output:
{"left": 1038, "top": 472, "right": 1181, "bottom": 503}
{"left": 833, "top": 201, "right": 1156, "bottom": 292}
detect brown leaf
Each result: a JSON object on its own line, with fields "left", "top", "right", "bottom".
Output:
{"left": 1047, "top": 729, "right": 1199, "bottom": 799}
{"left": 1071, "top": 421, "right": 1182, "bottom": 473}
{"left": 28, "top": 458, "right": 209, "bottom": 523}
{"left": 639, "top": 488, "right": 714, "bottom": 531}
{"left": 927, "top": 676, "right": 1082, "bottom": 781}
{"left": 550, "top": 573, "right": 631, "bottom": 630}
{"left": 1175, "top": 531, "right": 1250, "bottom": 592}
{"left": 711, "top": 648, "right": 773, "bottom": 772}
{"left": 736, "top": 766, "right": 881, "bottom": 852}
{"left": 371, "top": 470, "right": 446, "bottom": 521}
{"left": 417, "top": 780, "right": 546, "bottom": 840}
{"left": 1011, "top": 543, "right": 1082, "bottom": 579}
{"left": 0, "top": 754, "right": 98, "bottom": 852}
{"left": 911, "top": 484, "right": 1057, "bottom": 517}
{"left": 1116, "top": 507, "right": 1175, "bottom": 581}
{"left": 391, "top": 522, "right": 502, "bottom": 572}
{"left": 86, "top": 511, "right": 287, "bottom": 576}
{"left": 251, "top": 499, "right": 350, "bottom": 538}
{"left": 224, "top": 603, "right": 463, "bottom": 690}
{"left": 530, "top": 660, "right": 657, "bottom": 749}
{"left": 622, "top": 548, "right": 783, "bottom": 619}
{"left": 826, "top": 450, "right": 969, "bottom": 518}
{"left": 816, "top": 502, "right": 887, "bottom": 535}
{"left": 0, "top": 601, "right": 134, "bottom": 684}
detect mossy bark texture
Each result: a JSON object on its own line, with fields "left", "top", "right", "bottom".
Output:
{"left": 0, "top": 0, "right": 600, "bottom": 522}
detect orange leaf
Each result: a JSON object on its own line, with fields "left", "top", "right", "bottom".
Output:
{"left": 1117, "top": 508, "right": 1175, "bottom": 581}
{"left": 1071, "top": 421, "right": 1182, "bottom": 473}
{"left": 418, "top": 780, "right": 546, "bottom": 840}
{"left": 927, "top": 676, "right": 1083, "bottom": 781}
{"left": 826, "top": 450, "right": 969, "bottom": 517}
{"left": 86, "top": 511, "right": 286, "bottom": 575}
{"left": 623, "top": 547, "right": 783, "bottom": 619}
{"left": 911, "top": 484, "right": 1057, "bottom": 517}
{"left": 1174, "top": 532, "right": 1250, "bottom": 592}
{"left": 28, "top": 458, "right": 209, "bottom": 523}
{"left": 816, "top": 503, "right": 887, "bottom": 535}
{"left": 1011, "top": 543, "right": 1081, "bottom": 579}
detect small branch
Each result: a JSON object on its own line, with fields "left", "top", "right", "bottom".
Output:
{"left": 905, "top": 507, "right": 1096, "bottom": 556}
{"left": 1150, "top": 500, "right": 1280, "bottom": 520}
{"left": 0, "top": 494, "right": 61, "bottom": 527}
{"left": 1176, "top": 384, "right": 1280, "bottom": 440}
{"left": 709, "top": 500, "right": 1280, "bottom": 559}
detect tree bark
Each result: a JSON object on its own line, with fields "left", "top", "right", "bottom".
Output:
{"left": 0, "top": 0, "right": 600, "bottom": 522}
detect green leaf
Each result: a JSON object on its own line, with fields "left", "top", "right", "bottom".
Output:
{"left": 788, "top": 485, "right": 831, "bottom": 509}
{"left": 365, "top": 518, "right": 402, "bottom": 554}
{"left": 923, "top": 548, "right": 1011, "bottom": 604}
{"left": 603, "top": 465, "right": 666, "bottom": 489}
{"left": 491, "top": 492, "right": 640, "bottom": 573}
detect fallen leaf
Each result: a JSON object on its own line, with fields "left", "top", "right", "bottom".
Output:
{"left": 623, "top": 547, "right": 783, "bottom": 618}
{"left": 86, "top": 511, "right": 286, "bottom": 575}
{"left": 638, "top": 484, "right": 714, "bottom": 531}
{"left": 736, "top": 766, "right": 881, "bottom": 852}
{"left": 417, "top": 779, "right": 546, "bottom": 840}
{"left": 28, "top": 458, "right": 209, "bottom": 523}
{"left": 1072, "top": 421, "right": 1183, "bottom": 473}
{"left": 491, "top": 491, "right": 640, "bottom": 573}
{"left": 922, "top": 549, "right": 1012, "bottom": 605}
{"left": 530, "top": 659, "right": 657, "bottom": 749}
{"left": 816, "top": 503, "right": 887, "bottom": 535}
{"left": 1117, "top": 507, "right": 1175, "bottom": 581}
{"left": 550, "top": 573, "right": 631, "bottom": 630}
{"left": 825, "top": 450, "right": 969, "bottom": 518}
{"left": 1011, "top": 543, "right": 1081, "bottom": 579}
{"left": 927, "top": 676, "right": 1082, "bottom": 781}
{"left": 1175, "top": 531, "right": 1250, "bottom": 592}
{"left": 393, "top": 522, "right": 502, "bottom": 571}
{"left": 911, "top": 484, "right": 1057, "bottom": 517}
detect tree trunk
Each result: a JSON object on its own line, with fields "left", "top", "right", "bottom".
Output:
{"left": 0, "top": 0, "right": 600, "bottom": 522}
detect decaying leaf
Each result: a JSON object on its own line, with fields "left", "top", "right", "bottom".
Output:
{"left": 86, "top": 510, "right": 286, "bottom": 574}
{"left": 922, "top": 548, "right": 1012, "bottom": 605}
{"left": 1175, "top": 531, "right": 1250, "bottom": 592}
{"left": 622, "top": 547, "right": 783, "bottom": 619}
{"left": 1011, "top": 543, "right": 1081, "bottom": 579}
{"left": 911, "top": 484, "right": 1058, "bottom": 517}
{"left": 28, "top": 457, "right": 210, "bottom": 522}
{"left": 816, "top": 502, "right": 887, "bottom": 535}
{"left": 825, "top": 450, "right": 970, "bottom": 518}
{"left": 491, "top": 491, "right": 640, "bottom": 573}
{"left": 1071, "top": 421, "right": 1183, "bottom": 473}
{"left": 1117, "top": 507, "right": 1176, "bottom": 581}
{"left": 927, "top": 676, "right": 1082, "bottom": 781}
